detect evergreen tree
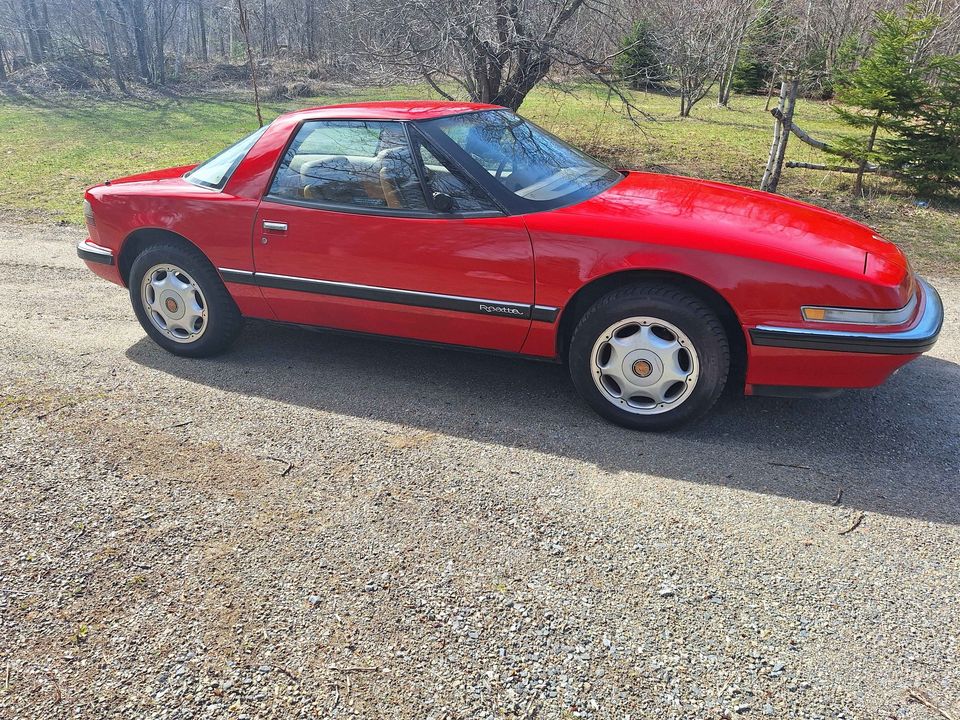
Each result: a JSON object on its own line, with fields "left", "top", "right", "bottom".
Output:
{"left": 830, "top": 5, "right": 939, "bottom": 194}
{"left": 732, "top": 8, "right": 779, "bottom": 95}
{"left": 883, "top": 57, "right": 960, "bottom": 194}
{"left": 615, "top": 21, "right": 669, "bottom": 90}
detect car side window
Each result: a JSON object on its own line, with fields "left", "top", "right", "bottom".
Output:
{"left": 414, "top": 138, "right": 501, "bottom": 214}
{"left": 269, "top": 120, "right": 428, "bottom": 212}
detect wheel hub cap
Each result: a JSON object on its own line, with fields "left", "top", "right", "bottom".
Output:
{"left": 631, "top": 358, "right": 653, "bottom": 378}
{"left": 161, "top": 293, "right": 184, "bottom": 319}
{"left": 140, "top": 264, "right": 208, "bottom": 343}
{"left": 626, "top": 351, "right": 662, "bottom": 385}
{"left": 591, "top": 316, "right": 700, "bottom": 415}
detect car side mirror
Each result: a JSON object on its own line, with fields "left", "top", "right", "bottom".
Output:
{"left": 432, "top": 192, "right": 454, "bottom": 213}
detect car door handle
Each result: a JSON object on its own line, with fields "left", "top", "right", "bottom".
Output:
{"left": 262, "top": 221, "right": 287, "bottom": 232}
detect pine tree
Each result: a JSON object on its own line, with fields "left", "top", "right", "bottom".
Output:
{"left": 883, "top": 57, "right": 960, "bottom": 194}
{"left": 732, "top": 7, "right": 780, "bottom": 96}
{"left": 615, "top": 21, "right": 669, "bottom": 91}
{"left": 830, "top": 5, "right": 939, "bottom": 194}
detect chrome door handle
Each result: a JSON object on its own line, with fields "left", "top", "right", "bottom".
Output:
{"left": 263, "top": 221, "right": 287, "bottom": 232}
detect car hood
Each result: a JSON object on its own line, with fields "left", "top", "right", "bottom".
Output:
{"left": 574, "top": 171, "right": 907, "bottom": 277}
{"left": 103, "top": 164, "right": 198, "bottom": 186}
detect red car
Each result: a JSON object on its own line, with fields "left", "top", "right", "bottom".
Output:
{"left": 79, "top": 101, "right": 943, "bottom": 430}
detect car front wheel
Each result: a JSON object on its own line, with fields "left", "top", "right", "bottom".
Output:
{"left": 568, "top": 283, "right": 730, "bottom": 430}
{"left": 129, "top": 242, "right": 242, "bottom": 357}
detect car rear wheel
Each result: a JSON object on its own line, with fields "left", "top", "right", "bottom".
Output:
{"left": 129, "top": 242, "right": 242, "bottom": 357}
{"left": 568, "top": 283, "right": 730, "bottom": 430}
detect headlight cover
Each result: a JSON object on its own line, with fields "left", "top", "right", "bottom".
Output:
{"left": 802, "top": 292, "right": 918, "bottom": 325}
{"left": 82, "top": 199, "right": 95, "bottom": 226}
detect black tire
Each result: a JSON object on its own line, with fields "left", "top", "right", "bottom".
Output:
{"left": 568, "top": 283, "right": 730, "bottom": 431}
{"left": 128, "top": 241, "right": 243, "bottom": 358}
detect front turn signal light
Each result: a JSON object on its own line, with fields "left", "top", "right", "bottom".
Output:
{"left": 801, "top": 294, "right": 918, "bottom": 325}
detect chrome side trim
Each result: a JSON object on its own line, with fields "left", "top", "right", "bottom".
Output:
{"left": 256, "top": 272, "right": 531, "bottom": 308}
{"left": 217, "top": 268, "right": 560, "bottom": 322}
{"left": 750, "top": 278, "right": 943, "bottom": 355}
{"left": 77, "top": 239, "right": 114, "bottom": 266}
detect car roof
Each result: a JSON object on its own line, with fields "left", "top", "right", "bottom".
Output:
{"left": 282, "top": 100, "right": 503, "bottom": 123}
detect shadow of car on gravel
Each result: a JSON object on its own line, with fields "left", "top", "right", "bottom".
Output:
{"left": 127, "top": 319, "right": 960, "bottom": 524}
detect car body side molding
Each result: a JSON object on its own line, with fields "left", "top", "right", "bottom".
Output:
{"left": 218, "top": 268, "right": 560, "bottom": 323}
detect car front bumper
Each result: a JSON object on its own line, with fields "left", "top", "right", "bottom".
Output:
{"left": 78, "top": 237, "right": 125, "bottom": 287}
{"left": 77, "top": 238, "right": 114, "bottom": 265}
{"left": 748, "top": 277, "right": 943, "bottom": 356}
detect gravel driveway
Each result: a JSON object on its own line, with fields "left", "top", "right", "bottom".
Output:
{"left": 1, "top": 223, "right": 958, "bottom": 719}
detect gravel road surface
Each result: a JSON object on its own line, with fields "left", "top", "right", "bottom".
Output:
{"left": 1, "top": 223, "right": 958, "bottom": 719}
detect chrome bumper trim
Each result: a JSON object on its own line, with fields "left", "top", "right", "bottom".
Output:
{"left": 77, "top": 239, "right": 114, "bottom": 266}
{"left": 750, "top": 278, "right": 943, "bottom": 355}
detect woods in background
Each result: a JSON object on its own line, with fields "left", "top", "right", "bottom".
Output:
{"left": 2, "top": 0, "right": 958, "bottom": 103}
{"left": 1, "top": 0, "right": 960, "bottom": 193}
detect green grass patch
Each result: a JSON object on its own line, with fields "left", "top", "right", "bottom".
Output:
{"left": 0, "top": 83, "right": 956, "bottom": 275}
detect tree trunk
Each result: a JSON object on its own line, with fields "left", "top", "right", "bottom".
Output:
{"left": 123, "top": 0, "right": 153, "bottom": 83}
{"left": 763, "top": 73, "right": 776, "bottom": 111}
{"left": 488, "top": 53, "right": 551, "bottom": 111}
{"left": 39, "top": 0, "right": 51, "bottom": 58}
{"left": 228, "top": 9, "right": 234, "bottom": 59}
{"left": 153, "top": 0, "right": 165, "bottom": 85}
{"left": 173, "top": 5, "right": 184, "bottom": 80}
{"left": 236, "top": 0, "right": 262, "bottom": 126}
{"left": 718, "top": 73, "right": 732, "bottom": 106}
{"left": 854, "top": 114, "right": 880, "bottom": 196}
{"left": 95, "top": 0, "right": 127, "bottom": 93}
{"left": 718, "top": 46, "right": 741, "bottom": 107}
{"left": 760, "top": 77, "right": 799, "bottom": 193}
{"left": 0, "top": 36, "right": 8, "bottom": 81}
{"left": 260, "top": 0, "right": 267, "bottom": 56}
{"left": 760, "top": 81, "right": 787, "bottom": 191}
{"left": 196, "top": 0, "right": 208, "bottom": 63}
{"left": 22, "top": 0, "right": 44, "bottom": 62}
{"left": 304, "top": 0, "right": 315, "bottom": 60}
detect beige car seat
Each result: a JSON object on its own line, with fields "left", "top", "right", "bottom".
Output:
{"left": 300, "top": 156, "right": 355, "bottom": 203}
{"left": 377, "top": 147, "right": 425, "bottom": 209}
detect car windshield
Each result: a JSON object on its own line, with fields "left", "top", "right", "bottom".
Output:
{"left": 185, "top": 125, "right": 269, "bottom": 189}
{"left": 425, "top": 110, "right": 620, "bottom": 204}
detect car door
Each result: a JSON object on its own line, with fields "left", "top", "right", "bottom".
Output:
{"left": 250, "top": 118, "right": 535, "bottom": 353}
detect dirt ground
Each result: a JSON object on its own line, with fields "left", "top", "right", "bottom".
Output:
{"left": 1, "top": 222, "right": 958, "bottom": 719}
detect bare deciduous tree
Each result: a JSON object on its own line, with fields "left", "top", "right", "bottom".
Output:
{"left": 0, "top": 0, "right": 957, "bottom": 132}
{"left": 353, "top": 0, "right": 629, "bottom": 111}
{"left": 717, "top": 2, "right": 760, "bottom": 105}
{"left": 634, "top": 0, "right": 760, "bottom": 116}
{"left": 759, "top": 0, "right": 818, "bottom": 192}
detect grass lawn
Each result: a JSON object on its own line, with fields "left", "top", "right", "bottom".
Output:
{"left": 0, "top": 83, "right": 957, "bottom": 275}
